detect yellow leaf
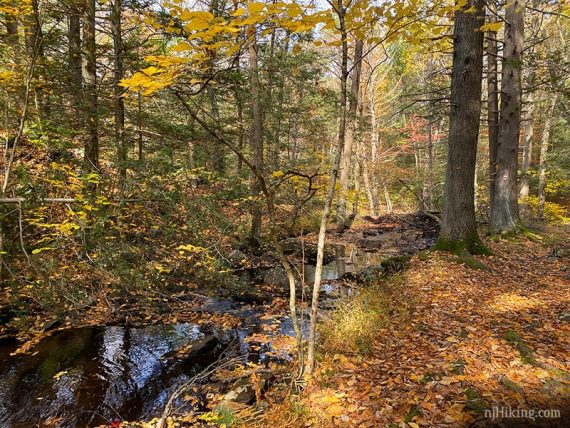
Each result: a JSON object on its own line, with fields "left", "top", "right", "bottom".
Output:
{"left": 172, "top": 41, "right": 192, "bottom": 52}
{"left": 142, "top": 66, "right": 160, "bottom": 76}
{"left": 480, "top": 21, "right": 503, "bottom": 32}
{"left": 248, "top": 2, "right": 265, "bottom": 15}
{"left": 53, "top": 371, "right": 67, "bottom": 380}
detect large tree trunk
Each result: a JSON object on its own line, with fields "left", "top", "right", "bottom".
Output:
{"left": 249, "top": 32, "right": 263, "bottom": 245}
{"left": 82, "top": 0, "right": 99, "bottom": 175}
{"left": 519, "top": 0, "right": 541, "bottom": 216}
{"left": 487, "top": 28, "right": 499, "bottom": 212}
{"left": 537, "top": 96, "right": 557, "bottom": 219}
{"left": 336, "top": 39, "right": 363, "bottom": 231}
{"left": 111, "top": 0, "right": 126, "bottom": 194}
{"left": 491, "top": 0, "right": 524, "bottom": 233}
{"left": 439, "top": 0, "right": 485, "bottom": 249}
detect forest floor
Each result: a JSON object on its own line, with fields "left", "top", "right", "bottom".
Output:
{"left": 261, "top": 227, "right": 570, "bottom": 427}
{"left": 1, "top": 218, "right": 569, "bottom": 427}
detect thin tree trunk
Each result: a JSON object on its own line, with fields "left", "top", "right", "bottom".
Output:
{"left": 383, "top": 178, "right": 393, "bottom": 213}
{"left": 336, "top": 39, "right": 363, "bottom": 231}
{"left": 367, "top": 73, "right": 379, "bottom": 216}
{"left": 26, "top": 0, "right": 49, "bottom": 121}
{"left": 537, "top": 96, "right": 557, "bottom": 219}
{"left": 68, "top": 5, "right": 82, "bottom": 127}
{"left": 439, "top": 0, "right": 485, "bottom": 248}
{"left": 235, "top": 86, "right": 244, "bottom": 172}
{"left": 207, "top": 87, "right": 225, "bottom": 173}
{"left": 270, "top": 32, "right": 290, "bottom": 169}
{"left": 306, "top": 1, "right": 348, "bottom": 375}
{"left": 519, "top": 91, "right": 534, "bottom": 208}
{"left": 249, "top": 32, "right": 263, "bottom": 245}
{"left": 491, "top": 0, "right": 524, "bottom": 233}
{"left": 206, "top": 0, "right": 224, "bottom": 175}
{"left": 425, "top": 121, "right": 434, "bottom": 211}
{"left": 82, "top": 0, "right": 99, "bottom": 175}
{"left": 112, "top": 0, "right": 126, "bottom": 195}
{"left": 137, "top": 92, "right": 143, "bottom": 160}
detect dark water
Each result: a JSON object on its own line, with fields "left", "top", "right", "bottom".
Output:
{"left": 0, "top": 234, "right": 428, "bottom": 427}
{"left": 0, "top": 307, "right": 297, "bottom": 428}
{"left": 0, "top": 324, "right": 223, "bottom": 427}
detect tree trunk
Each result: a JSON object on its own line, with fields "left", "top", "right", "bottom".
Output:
{"left": 537, "top": 96, "right": 557, "bottom": 219}
{"left": 424, "top": 120, "right": 434, "bottom": 211}
{"left": 68, "top": 5, "right": 82, "bottom": 128}
{"left": 137, "top": 92, "right": 143, "bottom": 161}
{"left": 207, "top": 87, "right": 225, "bottom": 174}
{"left": 519, "top": 91, "right": 534, "bottom": 210}
{"left": 336, "top": 39, "right": 363, "bottom": 231}
{"left": 487, "top": 29, "right": 499, "bottom": 211}
{"left": 235, "top": 86, "right": 244, "bottom": 172}
{"left": 26, "top": 0, "right": 49, "bottom": 122}
{"left": 383, "top": 179, "right": 393, "bottom": 213}
{"left": 491, "top": 0, "right": 524, "bottom": 233}
{"left": 249, "top": 32, "right": 263, "bottom": 245}
{"left": 206, "top": 0, "right": 224, "bottom": 175}
{"left": 519, "top": 0, "right": 541, "bottom": 216}
{"left": 82, "top": 0, "right": 99, "bottom": 175}
{"left": 111, "top": 0, "right": 126, "bottom": 195}
{"left": 306, "top": 2, "right": 348, "bottom": 375}
{"left": 366, "top": 74, "right": 379, "bottom": 216}
{"left": 439, "top": 0, "right": 485, "bottom": 249}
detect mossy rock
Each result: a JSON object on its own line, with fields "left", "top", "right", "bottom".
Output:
{"left": 464, "top": 387, "right": 488, "bottom": 414}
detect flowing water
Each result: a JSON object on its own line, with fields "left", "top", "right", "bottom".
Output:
{"left": 0, "top": 218, "right": 437, "bottom": 427}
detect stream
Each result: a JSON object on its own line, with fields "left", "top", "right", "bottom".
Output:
{"left": 0, "top": 213, "right": 439, "bottom": 427}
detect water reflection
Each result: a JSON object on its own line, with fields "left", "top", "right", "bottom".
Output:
{"left": 0, "top": 324, "right": 213, "bottom": 427}
{"left": 262, "top": 245, "right": 387, "bottom": 288}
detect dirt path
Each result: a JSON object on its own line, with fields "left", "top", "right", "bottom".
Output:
{"left": 265, "top": 232, "right": 570, "bottom": 427}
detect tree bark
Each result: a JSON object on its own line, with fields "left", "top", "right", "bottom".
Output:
{"left": 537, "top": 96, "right": 557, "bottom": 219}
{"left": 366, "top": 71, "right": 379, "bottom": 216}
{"left": 68, "top": 4, "right": 82, "bottom": 128}
{"left": 439, "top": 0, "right": 485, "bottom": 248}
{"left": 25, "top": 0, "right": 49, "bottom": 121}
{"left": 137, "top": 92, "right": 143, "bottom": 161}
{"left": 519, "top": 0, "right": 541, "bottom": 215}
{"left": 111, "top": 0, "right": 126, "bottom": 194}
{"left": 249, "top": 31, "right": 263, "bottom": 245}
{"left": 487, "top": 29, "right": 499, "bottom": 212}
{"left": 336, "top": 39, "right": 363, "bottom": 231}
{"left": 82, "top": 0, "right": 99, "bottom": 175}
{"left": 491, "top": 0, "right": 524, "bottom": 233}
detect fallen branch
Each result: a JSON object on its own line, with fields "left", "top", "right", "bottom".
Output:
{"left": 0, "top": 197, "right": 144, "bottom": 204}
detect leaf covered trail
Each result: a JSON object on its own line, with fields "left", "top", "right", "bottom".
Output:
{"left": 274, "top": 233, "right": 569, "bottom": 427}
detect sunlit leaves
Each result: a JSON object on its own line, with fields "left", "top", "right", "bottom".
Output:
{"left": 481, "top": 21, "right": 504, "bottom": 32}
{"left": 120, "top": 0, "right": 453, "bottom": 97}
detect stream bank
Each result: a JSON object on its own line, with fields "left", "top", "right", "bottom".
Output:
{"left": 0, "top": 212, "right": 439, "bottom": 427}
